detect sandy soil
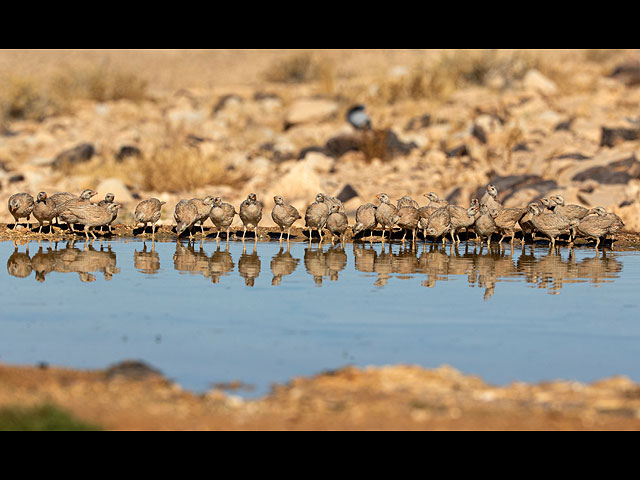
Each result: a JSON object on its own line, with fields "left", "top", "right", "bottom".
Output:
{"left": 1, "top": 360, "right": 639, "bottom": 430}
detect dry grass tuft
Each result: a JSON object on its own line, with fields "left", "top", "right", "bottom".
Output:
{"left": 0, "top": 65, "right": 148, "bottom": 124}
{"left": 262, "top": 52, "right": 335, "bottom": 88}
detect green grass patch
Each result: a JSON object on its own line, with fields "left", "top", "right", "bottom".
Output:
{"left": 0, "top": 404, "right": 103, "bottom": 431}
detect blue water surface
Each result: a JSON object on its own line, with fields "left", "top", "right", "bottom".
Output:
{"left": 1, "top": 237, "right": 639, "bottom": 397}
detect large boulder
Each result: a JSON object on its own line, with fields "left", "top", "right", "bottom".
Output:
{"left": 52, "top": 143, "right": 95, "bottom": 169}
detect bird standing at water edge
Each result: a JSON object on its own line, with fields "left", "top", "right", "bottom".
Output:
{"left": 272, "top": 195, "right": 301, "bottom": 242}
{"left": 174, "top": 199, "right": 198, "bottom": 239}
{"left": 209, "top": 196, "right": 237, "bottom": 240}
{"left": 305, "top": 193, "right": 330, "bottom": 242}
{"left": 33, "top": 192, "right": 58, "bottom": 234}
{"left": 8, "top": 192, "right": 35, "bottom": 230}
{"left": 134, "top": 198, "right": 166, "bottom": 236}
{"left": 239, "top": 193, "right": 263, "bottom": 240}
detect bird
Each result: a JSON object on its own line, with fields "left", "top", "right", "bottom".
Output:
{"left": 190, "top": 195, "right": 216, "bottom": 236}
{"left": 494, "top": 207, "right": 527, "bottom": 245}
{"left": 272, "top": 195, "right": 301, "bottom": 242}
{"left": 32, "top": 192, "right": 58, "bottom": 233}
{"left": 473, "top": 205, "right": 499, "bottom": 247}
{"left": 480, "top": 184, "right": 502, "bottom": 211}
{"left": 8, "top": 192, "right": 35, "bottom": 230}
{"left": 424, "top": 192, "right": 449, "bottom": 208}
{"left": 56, "top": 189, "right": 98, "bottom": 232}
{"left": 324, "top": 195, "right": 345, "bottom": 213}
{"left": 425, "top": 205, "right": 452, "bottom": 244}
{"left": 549, "top": 195, "right": 590, "bottom": 241}
{"left": 97, "top": 193, "right": 118, "bottom": 234}
{"left": 418, "top": 205, "right": 439, "bottom": 240}
{"left": 375, "top": 193, "right": 398, "bottom": 242}
{"left": 134, "top": 198, "right": 166, "bottom": 235}
{"left": 397, "top": 195, "right": 420, "bottom": 210}
{"left": 346, "top": 104, "right": 372, "bottom": 130}
{"left": 527, "top": 203, "right": 577, "bottom": 248}
{"left": 174, "top": 199, "right": 199, "bottom": 239}
{"left": 392, "top": 205, "right": 420, "bottom": 242}
{"left": 209, "top": 196, "right": 237, "bottom": 240}
{"left": 61, "top": 203, "right": 121, "bottom": 239}
{"left": 325, "top": 204, "right": 349, "bottom": 245}
{"left": 517, "top": 201, "right": 540, "bottom": 244}
{"left": 576, "top": 206, "right": 625, "bottom": 248}
{"left": 305, "top": 193, "right": 330, "bottom": 242}
{"left": 239, "top": 193, "right": 263, "bottom": 240}
{"left": 447, "top": 203, "right": 479, "bottom": 243}
{"left": 352, "top": 203, "right": 378, "bottom": 242}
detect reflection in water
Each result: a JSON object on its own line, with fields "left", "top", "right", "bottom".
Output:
{"left": 7, "top": 240, "right": 119, "bottom": 282}
{"left": 134, "top": 240, "right": 160, "bottom": 275}
{"left": 270, "top": 244, "right": 299, "bottom": 286}
{"left": 304, "top": 243, "right": 347, "bottom": 285}
{"left": 5, "top": 239, "right": 625, "bottom": 297}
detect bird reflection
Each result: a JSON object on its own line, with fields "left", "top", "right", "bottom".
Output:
{"left": 5, "top": 240, "right": 625, "bottom": 296}
{"left": 6, "top": 239, "right": 120, "bottom": 282}
{"left": 304, "top": 243, "right": 347, "bottom": 285}
{"left": 238, "top": 241, "right": 261, "bottom": 287}
{"left": 270, "top": 244, "right": 299, "bottom": 286}
{"left": 134, "top": 239, "right": 160, "bottom": 274}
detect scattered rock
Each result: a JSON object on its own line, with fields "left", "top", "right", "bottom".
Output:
{"left": 336, "top": 184, "right": 358, "bottom": 203}
{"left": 8, "top": 174, "right": 24, "bottom": 184}
{"left": 600, "top": 126, "right": 640, "bottom": 147}
{"left": 572, "top": 153, "right": 640, "bottom": 184}
{"left": 523, "top": 69, "right": 558, "bottom": 95}
{"left": 554, "top": 118, "right": 574, "bottom": 131}
{"left": 471, "top": 124, "right": 487, "bottom": 144}
{"left": 52, "top": 143, "right": 95, "bottom": 169}
{"left": 404, "top": 114, "right": 431, "bottom": 131}
{"left": 446, "top": 144, "right": 469, "bottom": 158}
{"left": 284, "top": 98, "right": 338, "bottom": 130}
{"left": 212, "top": 94, "right": 243, "bottom": 114}
{"left": 104, "top": 360, "right": 164, "bottom": 381}
{"left": 325, "top": 134, "right": 360, "bottom": 158}
{"left": 609, "top": 61, "right": 640, "bottom": 86}
{"left": 115, "top": 145, "right": 142, "bottom": 162}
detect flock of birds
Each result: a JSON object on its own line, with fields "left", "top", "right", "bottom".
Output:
{"left": 6, "top": 183, "right": 626, "bottom": 249}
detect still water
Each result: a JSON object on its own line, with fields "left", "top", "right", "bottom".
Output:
{"left": 1, "top": 237, "right": 640, "bottom": 397}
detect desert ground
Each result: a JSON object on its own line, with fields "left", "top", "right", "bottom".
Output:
{"left": 2, "top": 49, "right": 640, "bottom": 430}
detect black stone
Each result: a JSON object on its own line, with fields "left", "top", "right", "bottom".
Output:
{"left": 572, "top": 153, "right": 640, "bottom": 184}
{"left": 471, "top": 124, "right": 487, "bottom": 144}
{"left": 404, "top": 114, "right": 431, "bottom": 131}
{"left": 600, "top": 126, "right": 640, "bottom": 147}
{"left": 52, "top": 143, "right": 95, "bottom": 169}
{"left": 115, "top": 145, "right": 142, "bottom": 162}
{"left": 336, "top": 184, "right": 359, "bottom": 203}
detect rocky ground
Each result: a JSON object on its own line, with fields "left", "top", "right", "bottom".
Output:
{"left": 2, "top": 49, "right": 640, "bottom": 430}
{"left": 1, "top": 360, "right": 640, "bottom": 430}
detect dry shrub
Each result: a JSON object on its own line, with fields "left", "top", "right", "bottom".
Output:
{"left": 359, "top": 129, "right": 390, "bottom": 162}
{"left": 0, "top": 65, "right": 148, "bottom": 124}
{"left": 262, "top": 52, "right": 335, "bottom": 88}
{"left": 0, "top": 75, "right": 69, "bottom": 122}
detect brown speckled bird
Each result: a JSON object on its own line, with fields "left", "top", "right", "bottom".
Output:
{"left": 397, "top": 195, "right": 420, "bottom": 210}
{"left": 190, "top": 195, "right": 215, "bottom": 236}
{"left": 528, "top": 203, "right": 577, "bottom": 248}
{"left": 325, "top": 195, "right": 345, "bottom": 213}
{"left": 55, "top": 189, "right": 98, "bottom": 232}
{"left": 272, "top": 195, "right": 301, "bottom": 241}
{"left": 518, "top": 202, "right": 540, "bottom": 244}
{"left": 325, "top": 204, "right": 349, "bottom": 245}
{"left": 494, "top": 207, "right": 527, "bottom": 245}
{"left": 424, "top": 192, "right": 449, "bottom": 208}
{"left": 352, "top": 203, "right": 378, "bottom": 241}
{"left": 97, "top": 193, "right": 118, "bottom": 233}
{"left": 239, "top": 193, "right": 263, "bottom": 240}
{"left": 392, "top": 205, "right": 420, "bottom": 242}
{"left": 305, "top": 193, "right": 330, "bottom": 242}
{"left": 62, "top": 203, "right": 121, "bottom": 239}
{"left": 577, "top": 206, "right": 625, "bottom": 248}
{"left": 174, "top": 199, "right": 199, "bottom": 239}
{"left": 209, "top": 196, "right": 237, "bottom": 240}
{"left": 8, "top": 192, "right": 35, "bottom": 230}
{"left": 33, "top": 192, "right": 58, "bottom": 233}
{"left": 550, "top": 195, "right": 589, "bottom": 241}
{"left": 480, "top": 184, "right": 502, "bottom": 211}
{"left": 447, "top": 204, "right": 479, "bottom": 243}
{"left": 134, "top": 198, "right": 166, "bottom": 235}
{"left": 375, "top": 193, "right": 397, "bottom": 241}
{"left": 425, "top": 205, "right": 452, "bottom": 244}
{"left": 474, "top": 205, "right": 499, "bottom": 246}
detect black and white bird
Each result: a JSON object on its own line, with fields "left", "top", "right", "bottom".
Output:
{"left": 346, "top": 104, "right": 372, "bottom": 130}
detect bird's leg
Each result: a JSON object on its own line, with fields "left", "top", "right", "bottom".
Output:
{"left": 280, "top": 228, "right": 283, "bottom": 242}
{"left": 595, "top": 237, "right": 600, "bottom": 249}
{"left": 243, "top": 226, "right": 247, "bottom": 239}
{"left": 287, "top": 227, "right": 292, "bottom": 242}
